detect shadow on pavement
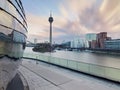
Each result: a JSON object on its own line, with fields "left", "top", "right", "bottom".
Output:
{"left": 6, "top": 74, "right": 24, "bottom": 90}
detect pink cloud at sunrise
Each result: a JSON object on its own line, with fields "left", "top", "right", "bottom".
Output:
{"left": 22, "top": 0, "right": 120, "bottom": 43}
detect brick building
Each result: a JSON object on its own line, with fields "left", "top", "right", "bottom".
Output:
{"left": 96, "top": 32, "right": 111, "bottom": 49}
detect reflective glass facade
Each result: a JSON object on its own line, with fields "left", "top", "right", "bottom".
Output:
{"left": 0, "top": 0, "right": 27, "bottom": 89}
{"left": 104, "top": 39, "right": 120, "bottom": 50}
{"left": 0, "top": 0, "right": 27, "bottom": 58}
{"left": 86, "top": 33, "right": 97, "bottom": 41}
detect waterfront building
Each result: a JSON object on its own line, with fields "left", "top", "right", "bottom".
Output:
{"left": 34, "top": 38, "right": 37, "bottom": 44}
{"left": 96, "top": 32, "right": 111, "bottom": 49}
{"left": 90, "top": 40, "right": 98, "bottom": 49}
{"left": 85, "top": 32, "right": 111, "bottom": 49}
{"left": 104, "top": 39, "right": 120, "bottom": 50}
{"left": 61, "top": 41, "right": 71, "bottom": 48}
{"left": 71, "top": 40, "right": 74, "bottom": 48}
{"left": 71, "top": 38, "right": 87, "bottom": 48}
{"left": 86, "top": 33, "right": 97, "bottom": 41}
{"left": 85, "top": 33, "right": 97, "bottom": 48}
{"left": 0, "top": 0, "right": 27, "bottom": 89}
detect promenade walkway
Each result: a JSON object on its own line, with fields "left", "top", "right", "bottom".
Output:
{"left": 19, "top": 59, "right": 120, "bottom": 90}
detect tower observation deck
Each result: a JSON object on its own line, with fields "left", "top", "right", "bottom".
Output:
{"left": 48, "top": 12, "right": 54, "bottom": 47}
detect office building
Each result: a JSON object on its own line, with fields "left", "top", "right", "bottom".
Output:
{"left": 71, "top": 38, "right": 88, "bottom": 48}
{"left": 85, "top": 33, "right": 97, "bottom": 48}
{"left": 104, "top": 39, "right": 120, "bottom": 50}
{"left": 96, "top": 32, "right": 111, "bottom": 49}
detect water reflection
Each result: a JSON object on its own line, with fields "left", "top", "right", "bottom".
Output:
{"left": 0, "top": 30, "right": 26, "bottom": 59}
{"left": 25, "top": 47, "right": 120, "bottom": 68}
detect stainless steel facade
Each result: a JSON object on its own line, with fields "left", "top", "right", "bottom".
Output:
{"left": 0, "top": 0, "right": 27, "bottom": 89}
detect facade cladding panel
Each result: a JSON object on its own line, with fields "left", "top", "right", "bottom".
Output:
{"left": 0, "top": 0, "right": 27, "bottom": 89}
{"left": 0, "top": 0, "right": 27, "bottom": 28}
{"left": 10, "top": 0, "right": 26, "bottom": 19}
{"left": 0, "top": 0, "right": 27, "bottom": 36}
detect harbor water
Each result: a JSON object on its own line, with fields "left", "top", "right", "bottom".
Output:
{"left": 24, "top": 47, "right": 120, "bottom": 69}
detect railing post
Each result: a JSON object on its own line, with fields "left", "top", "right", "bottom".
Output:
{"left": 67, "top": 59, "right": 68, "bottom": 67}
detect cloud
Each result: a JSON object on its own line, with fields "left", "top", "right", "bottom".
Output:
{"left": 58, "top": 0, "right": 99, "bottom": 34}
{"left": 26, "top": 13, "right": 69, "bottom": 42}
{"left": 100, "top": 0, "right": 120, "bottom": 33}
{"left": 59, "top": 0, "right": 120, "bottom": 38}
{"left": 26, "top": 0, "right": 120, "bottom": 43}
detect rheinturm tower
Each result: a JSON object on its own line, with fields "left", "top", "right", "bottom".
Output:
{"left": 48, "top": 12, "right": 54, "bottom": 47}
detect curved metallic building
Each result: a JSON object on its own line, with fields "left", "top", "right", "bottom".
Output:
{"left": 0, "top": 0, "right": 27, "bottom": 89}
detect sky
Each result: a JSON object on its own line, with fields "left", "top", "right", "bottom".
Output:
{"left": 22, "top": 0, "right": 120, "bottom": 43}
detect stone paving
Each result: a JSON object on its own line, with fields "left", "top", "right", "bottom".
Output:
{"left": 19, "top": 59, "right": 120, "bottom": 90}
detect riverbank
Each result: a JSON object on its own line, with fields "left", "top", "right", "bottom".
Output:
{"left": 84, "top": 50, "right": 120, "bottom": 56}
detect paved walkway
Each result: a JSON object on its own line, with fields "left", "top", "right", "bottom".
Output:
{"left": 19, "top": 59, "right": 120, "bottom": 90}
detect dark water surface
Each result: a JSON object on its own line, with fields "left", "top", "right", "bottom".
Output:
{"left": 25, "top": 47, "right": 120, "bottom": 69}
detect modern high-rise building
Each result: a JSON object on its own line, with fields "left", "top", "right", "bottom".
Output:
{"left": 0, "top": 0, "right": 27, "bottom": 89}
{"left": 86, "top": 33, "right": 97, "bottom": 41}
{"left": 86, "top": 32, "right": 111, "bottom": 49}
{"left": 85, "top": 33, "right": 97, "bottom": 48}
{"left": 96, "top": 32, "right": 111, "bottom": 48}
